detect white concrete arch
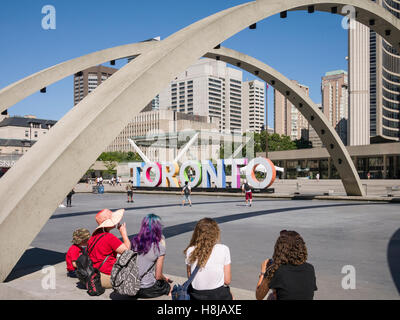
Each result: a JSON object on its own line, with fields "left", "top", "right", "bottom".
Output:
{"left": 205, "top": 47, "right": 363, "bottom": 196}
{"left": 1, "top": 0, "right": 399, "bottom": 281}
{"left": 2, "top": 0, "right": 400, "bottom": 115}
{"left": 0, "top": 40, "right": 364, "bottom": 196}
{"left": 0, "top": 42, "right": 156, "bottom": 114}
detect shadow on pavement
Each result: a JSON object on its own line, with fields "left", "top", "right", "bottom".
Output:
{"left": 50, "top": 199, "right": 253, "bottom": 220}
{"left": 159, "top": 202, "right": 376, "bottom": 239}
{"left": 387, "top": 228, "right": 400, "bottom": 294}
{"left": 5, "top": 247, "right": 65, "bottom": 282}
{"left": 7, "top": 201, "right": 379, "bottom": 282}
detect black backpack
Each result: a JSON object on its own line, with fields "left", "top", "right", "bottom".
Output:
{"left": 183, "top": 185, "right": 190, "bottom": 195}
{"left": 75, "top": 233, "right": 110, "bottom": 296}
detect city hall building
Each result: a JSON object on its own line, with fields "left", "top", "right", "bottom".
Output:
{"left": 259, "top": 142, "right": 400, "bottom": 180}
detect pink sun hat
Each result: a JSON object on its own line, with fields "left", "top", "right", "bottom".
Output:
{"left": 94, "top": 208, "right": 125, "bottom": 232}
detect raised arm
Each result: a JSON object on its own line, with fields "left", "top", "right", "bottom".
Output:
{"left": 256, "top": 259, "right": 270, "bottom": 300}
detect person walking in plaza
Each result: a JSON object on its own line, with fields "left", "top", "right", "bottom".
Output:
{"left": 184, "top": 218, "right": 233, "bottom": 300}
{"left": 182, "top": 181, "right": 192, "bottom": 207}
{"left": 65, "top": 228, "right": 91, "bottom": 278}
{"left": 87, "top": 208, "right": 131, "bottom": 289}
{"left": 130, "top": 214, "right": 172, "bottom": 298}
{"left": 316, "top": 173, "right": 320, "bottom": 182}
{"left": 126, "top": 181, "right": 134, "bottom": 203}
{"left": 66, "top": 189, "right": 75, "bottom": 207}
{"left": 255, "top": 230, "right": 317, "bottom": 300}
{"left": 66, "top": 189, "right": 74, "bottom": 207}
{"left": 242, "top": 179, "right": 253, "bottom": 207}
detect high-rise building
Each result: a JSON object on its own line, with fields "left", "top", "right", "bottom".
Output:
{"left": 105, "top": 109, "right": 220, "bottom": 162}
{"left": 349, "top": 0, "right": 400, "bottom": 143}
{"left": 74, "top": 65, "right": 157, "bottom": 112}
{"left": 307, "top": 104, "right": 324, "bottom": 148}
{"left": 73, "top": 65, "right": 118, "bottom": 106}
{"left": 242, "top": 80, "right": 266, "bottom": 133}
{"left": 274, "top": 80, "right": 309, "bottom": 141}
{"left": 348, "top": 21, "right": 370, "bottom": 146}
{"left": 321, "top": 70, "right": 349, "bottom": 145}
{"left": 158, "top": 58, "right": 243, "bottom": 133}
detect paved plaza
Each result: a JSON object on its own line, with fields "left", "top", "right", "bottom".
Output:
{"left": 2, "top": 192, "right": 400, "bottom": 300}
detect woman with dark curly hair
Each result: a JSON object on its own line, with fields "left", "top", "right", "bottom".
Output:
{"left": 184, "top": 218, "right": 233, "bottom": 300}
{"left": 256, "top": 230, "right": 317, "bottom": 300}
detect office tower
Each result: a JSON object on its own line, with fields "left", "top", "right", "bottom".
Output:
{"left": 371, "top": 0, "right": 400, "bottom": 141}
{"left": 274, "top": 80, "right": 309, "bottom": 140}
{"left": 349, "top": 0, "right": 400, "bottom": 143}
{"left": 105, "top": 109, "right": 220, "bottom": 162}
{"left": 158, "top": 58, "right": 243, "bottom": 133}
{"left": 348, "top": 21, "right": 370, "bottom": 146}
{"left": 307, "top": 104, "right": 324, "bottom": 148}
{"left": 73, "top": 65, "right": 118, "bottom": 105}
{"left": 242, "top": 79, "right": 266, "bottom": 133}
{"left": 321, "top": 70, "right": 349, "bottom": 144}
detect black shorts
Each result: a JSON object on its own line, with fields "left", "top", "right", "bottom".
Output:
{"left": 135, "top": 280, "right": 171, "bottom": 299}
{"left": 127, "top": 191, "right": 133, "bottom": 196}
{"left": 189, "top": 285, "right": 233, "bottom": 300}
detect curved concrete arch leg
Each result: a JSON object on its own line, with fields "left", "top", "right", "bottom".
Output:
{"left": 0, "top": 0, "right": 397, "bottom": 281}
{"left": 0, "top": 42, "right": 156, "bottom": 114}
{"left": 204, "top": 47, "right": 364, "bottom": 197}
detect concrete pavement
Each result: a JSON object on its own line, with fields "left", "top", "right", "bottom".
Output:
{"left": 0, "top": 261, "right": 254, "bottom": 300}
{"left": 2, "top": 192, "right": 400, "bottom": 300}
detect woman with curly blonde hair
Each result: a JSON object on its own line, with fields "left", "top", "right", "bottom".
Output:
{"left": 256, "top": 230, "right": 317, "bottom": 300}
{"left": 184, "top": 218, "right": 233, "bottom": 300}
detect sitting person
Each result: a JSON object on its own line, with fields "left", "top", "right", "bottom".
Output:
{"left": 184, "top": 218, "right": 233, "bottom": 300}
{"left": 131, "top": 214, "right": 171, "bottom": 298}
{"left": 256, "top": 230, "right": 317, "bottom": 300}
{"left": 87, "top": 208, "right": 131, "bottom": 289}
{"left": 65, "top": 228, "right": 91, "bottom": 278}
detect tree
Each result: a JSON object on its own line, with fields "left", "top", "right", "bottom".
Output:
{"left": 238, "top": 132, "right": 297, "bottom": 157}
{"left": 267, "top": 133, "right": 296, "bottom": 152}
{"left": 97, "top": 151, "right": 143, "bottom": 163}
{"left": 104, "top": 161, "right": 117, "bottom": 176}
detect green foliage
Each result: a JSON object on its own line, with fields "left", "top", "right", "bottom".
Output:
{"left": 237, "top": 132, "right": 297, "bottom": 157}
{"left": 218, "top": 131, "right": 297, "bottom": 160}
{"left": 267, "top": 133, "right": 297, "bottom": 152}
{"left": 97, "top": 151, "right": 143, "bottom": 163}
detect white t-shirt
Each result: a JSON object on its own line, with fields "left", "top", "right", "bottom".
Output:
{"left": 185, "top": 244, "right": 231, "bottom": 290}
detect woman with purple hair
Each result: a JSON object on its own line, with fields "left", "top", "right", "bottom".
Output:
{"left": 131, "top": 214, "right": 172, "bottom": 298}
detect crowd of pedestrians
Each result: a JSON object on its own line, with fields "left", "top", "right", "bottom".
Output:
{"left": 78, "top": 176, "right": 257, "bottom": 209}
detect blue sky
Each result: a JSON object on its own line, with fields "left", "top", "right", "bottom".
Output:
{"left": 0, "top": 0, "right": 349, "bottom": 128}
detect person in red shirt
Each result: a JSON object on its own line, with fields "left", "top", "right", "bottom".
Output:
{"left": 65, "top": 228, "right": 91, "bottom": 278}
{"left": 87, "top": 208, "right": 131, "bottom": 289}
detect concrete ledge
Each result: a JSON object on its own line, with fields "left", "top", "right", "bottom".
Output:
{"left": 0, "top": 262, "right": 255, "bottom": 300}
